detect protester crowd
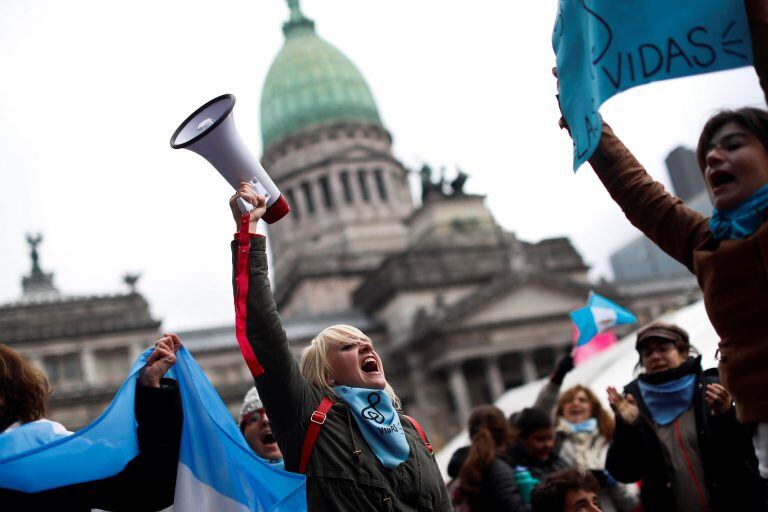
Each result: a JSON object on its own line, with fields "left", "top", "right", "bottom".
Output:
{"left": 446, "top": 322, "right": 765, "bottom": 511}
{"left": 1, "top": 1, "right": 768, "bottom": 511}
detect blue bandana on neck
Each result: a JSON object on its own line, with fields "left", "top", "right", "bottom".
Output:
{"left": 564, "top": 417, "right": 598, "bottom": 434}
{"left": 333, "top": 386, "right": 410, "bottom": 469}
{"left": 709, "top": 184, "right": 768, "bottom": 240}
{"left": 637, "top": 374, "right": 696, "bottom": 426}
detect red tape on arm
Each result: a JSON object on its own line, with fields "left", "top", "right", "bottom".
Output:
{"left": 234, "top": 212, "right": 265, "bottom": 377}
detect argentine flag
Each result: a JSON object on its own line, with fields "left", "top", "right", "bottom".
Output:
{"left": 0, "top": 347, "right": 306, "bottom": 511}
{"left": 570, "top": 292, "right": 637, "bottom": 346}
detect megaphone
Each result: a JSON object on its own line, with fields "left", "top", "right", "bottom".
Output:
{"left": 170, "top": 94, "right": 290, "bottom": 224}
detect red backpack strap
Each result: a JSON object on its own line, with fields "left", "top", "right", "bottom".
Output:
{"left": 404, "top": 415, "right": 433, "bottom": 455}
{"left": 298, "top": 397, "right": 334, "bottom": 474}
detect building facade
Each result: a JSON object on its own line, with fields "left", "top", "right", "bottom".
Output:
{"left": 0, "top": 236, "right": 160, "bottom": 429}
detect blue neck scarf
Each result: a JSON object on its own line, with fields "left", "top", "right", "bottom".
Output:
{"left": 709, "top": 184, "right": 768, "bottom": 240}
{"left": 563, "top": 417, "right": 598, "bottom": 434}
{"left": 637, "top": 374, "right": 696, "bottom": 426}
{"left": 333, "top": 386, "right": 410, "bottom": 469}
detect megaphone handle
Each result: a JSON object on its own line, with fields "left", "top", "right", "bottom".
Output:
{"left": 236, "top": 179, "right": 270, "bottom": 214}
{"left": 237, "top": 197, "right": 254, "bottom": 214}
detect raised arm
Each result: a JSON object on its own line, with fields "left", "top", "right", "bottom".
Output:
{"left": 587, "top": 124, "right": 710, "bottom": 272}
{"left": 88, "top": 335, "right": 183, "bottom": 511}
{"left": 533, "top": 354, "right": 573, "bottom": 417}
{"left": 229, "top": 184, "right": 314, "bottom": 432}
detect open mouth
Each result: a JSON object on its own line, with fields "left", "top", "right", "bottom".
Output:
{"left": 361, "top": 357, "right": 380, "bottom": 373}
{"left": 261, "top": 431, "right": 276, "bottom": 445}
{"left": 709, "top": 170, "right": 736, "bottom": 190}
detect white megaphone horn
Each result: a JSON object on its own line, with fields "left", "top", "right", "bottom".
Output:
{"left": 170, "top": 94, "right": 290, "bottom": 224}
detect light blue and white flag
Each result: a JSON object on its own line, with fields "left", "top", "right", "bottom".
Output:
{"left": 570, "top": 292, "right": 637, "bottom": 346}
{"left": 0, "top": 347, "right": 307, "bottom": 511}
{"left": 553, "top": 0, "right": 753, "bottom": 170}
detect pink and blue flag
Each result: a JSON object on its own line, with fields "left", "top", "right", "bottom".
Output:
{"left": 570, "top": 292, "right": 636, "bottom": 347}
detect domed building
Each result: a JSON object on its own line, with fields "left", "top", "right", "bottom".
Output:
{"left": 258, "top": 0, "right": 414, "bottom": 318}
{"left": 181, "top": 0, "right": 602, "bottom": 443}
{"left": 178, "top": 1, "right": 643, "bottom": 443}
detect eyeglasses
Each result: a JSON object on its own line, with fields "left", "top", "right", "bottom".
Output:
{"left": 639, "top": 340, "right": 675, "bottom": 358}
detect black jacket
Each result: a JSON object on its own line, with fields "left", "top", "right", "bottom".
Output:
{"left": 232, "top": 237, "right": 451, "bottom": 511}
{"left": 467, "top": 457, "right": 529, "bottom": 512}
{"left": 505, "top": 443, "right": 569, "bottom": 482}
{"left": 448, "top": 443, "right": 569, "bottom": 512}
{"left": 0, "top": 378, "right": 182, "bottom": 512}
{"left": 605, "top": 360, "right": 762, "bottom": 512}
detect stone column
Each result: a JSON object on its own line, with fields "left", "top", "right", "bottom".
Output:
{"left": 521, "top": 350, "right": 538, "bottom": 384}
{"left": 448, "top": 363, "right": 472, "bottom": 426}
{"left": 81, "top": 347, "right": 97, "bottom": 385}
{"left": 485, "top": 357, "right": 506, "bottom": 401}
{"left": 406, "top": 353, "right": 434, "bottom": 434}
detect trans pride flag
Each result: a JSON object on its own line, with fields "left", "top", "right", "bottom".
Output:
{"left": 570, "top": 292, "right": 636, "bottom": 347}
{"left": 0, "top": 347, "right": 306, "bottom": 511}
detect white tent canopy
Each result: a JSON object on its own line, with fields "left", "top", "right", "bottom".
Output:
{"left": 435, "top": 299, "right": 719, "bottom": 478}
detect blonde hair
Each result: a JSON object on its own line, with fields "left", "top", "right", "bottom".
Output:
{"left": 299, "top": 325, "right": 401, "bottom": 409}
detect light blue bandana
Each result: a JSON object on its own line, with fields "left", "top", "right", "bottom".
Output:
{"left": 333, "top": 386, "right": 410, "bottom": 469}
{"left": 637, "top": 374, "right": 696, "bottom": 426}
{"left": 709, "top": 184, "right": 768, "bottom": 240}
{"left": 564, "top": 417, "right": 598, "bottom": 434}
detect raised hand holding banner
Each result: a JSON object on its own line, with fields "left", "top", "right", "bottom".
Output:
{"left": 553, "top": 0, "right": 754, "bottom": 170}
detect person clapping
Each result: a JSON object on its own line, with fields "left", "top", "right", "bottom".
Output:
{"left": 605, "top": 323, "right": 762, "bottom": 511}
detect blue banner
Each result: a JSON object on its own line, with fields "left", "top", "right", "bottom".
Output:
{"left": 553, "top": 0, "right": 753, "bottom": 170}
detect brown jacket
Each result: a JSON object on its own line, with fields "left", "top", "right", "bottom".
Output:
{"left": 587, "top": 0, "right": 768, "bottom": 423}
{"left": 589, "top": 126, "right": 768, "bottom": 422}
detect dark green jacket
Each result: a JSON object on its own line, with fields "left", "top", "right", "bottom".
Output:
{"left": 231, "top": 237, "right": 451, "bottom": 511}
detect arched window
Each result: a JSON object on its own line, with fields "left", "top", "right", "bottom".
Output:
{"left": 373, "top": 168, "right": 388, "bottom": 201}
{"left": 340, "top": 170, "right": 354, "bottom": 203}
{"left": 285, "top": 188, "right": 299, "bottom": 219}
{"left": 301, "top": 182, "right": 315, "bottom": 215}
{"left": 357, "top": 169, "right": 371, "bottom": 202}
{"left": 319, "top": 175, "right": 334, "bottom": 210}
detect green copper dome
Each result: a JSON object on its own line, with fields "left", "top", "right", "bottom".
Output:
{"left": 260, "top": 0, "right": 382, "bottom": 147}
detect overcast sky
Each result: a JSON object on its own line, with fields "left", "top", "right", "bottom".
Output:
{"left": 0, "top": 0, "right": 764, "bottom": 331}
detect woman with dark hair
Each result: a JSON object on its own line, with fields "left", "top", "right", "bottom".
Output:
{"left": 534, "top": 369, "right": 638, "bottom": 512}
{"left": 605, "top": 322, "right": 762, "bottom": 511}
{"left": 556, "top": 0, "right": 768, "bottom": 482}
{"left": 456, "top": 405, "right": 529, "bottom": 511}
{"left": 0, "top": 336, "right": 183, "bottom": 511}
{"left": 0, "top": 344, "right": 50, "bottom": 434}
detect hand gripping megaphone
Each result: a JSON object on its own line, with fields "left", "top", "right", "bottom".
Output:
{"left": 170, "top": 94, "right": 290, "bottom": 223}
